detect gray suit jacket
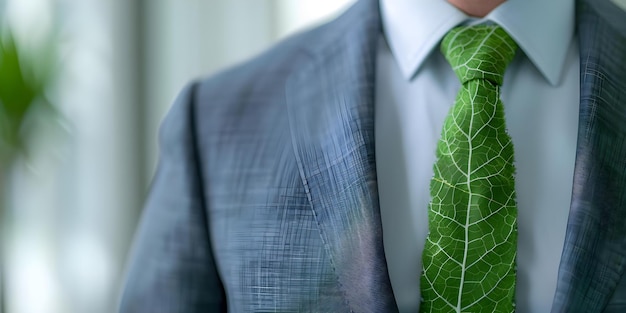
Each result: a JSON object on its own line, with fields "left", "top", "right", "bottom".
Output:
{"left": 119, "top": 0, "right": 626, "bottom": 311}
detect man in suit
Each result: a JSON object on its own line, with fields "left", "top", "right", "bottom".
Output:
{"left": 119, "top": 0, "right": 626, "bottom": 312}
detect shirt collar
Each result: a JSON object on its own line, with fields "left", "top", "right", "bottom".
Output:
{"left": 380, "top": 0, "right": 575, "bottom": 86}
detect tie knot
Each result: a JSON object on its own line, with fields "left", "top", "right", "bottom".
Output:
{"left": 441, "top": 25, "right": 518, "bottom": 85}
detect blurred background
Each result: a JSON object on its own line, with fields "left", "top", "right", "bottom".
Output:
{"left": 0, "top": 0, "right": 355, "bottom": 312}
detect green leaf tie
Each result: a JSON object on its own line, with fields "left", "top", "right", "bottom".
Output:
{"left": 420, "top": 25, "right": 519, "bottom": 313}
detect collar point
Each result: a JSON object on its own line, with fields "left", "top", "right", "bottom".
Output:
{"left": 545, "top": 71, "right": 563, "bottom": 87}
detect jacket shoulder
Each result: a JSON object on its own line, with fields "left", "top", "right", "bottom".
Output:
{"left": 194, "top": 22, "right": 333, "bottom": 103}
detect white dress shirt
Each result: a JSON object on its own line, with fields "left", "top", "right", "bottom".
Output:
{"left": 374, "top": 0, "right": 580, "bottom": 312}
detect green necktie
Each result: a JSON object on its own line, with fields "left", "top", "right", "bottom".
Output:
{"left": 420, "top": 25, "right": 519, "bottom": 313}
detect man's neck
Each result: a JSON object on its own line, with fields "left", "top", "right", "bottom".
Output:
{"left": 447, "top": 0, "right": 506, "bottom": 17}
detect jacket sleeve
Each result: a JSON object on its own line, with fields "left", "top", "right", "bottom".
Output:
{"left": 118, "top": 82, "right": 227, "bottom": 312}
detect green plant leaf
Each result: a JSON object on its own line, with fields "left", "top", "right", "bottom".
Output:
{"left": 0, "top": 29, "right": 58, "bottom": 163}
{"left": 420, "top": 26, "right": 518, "bottom": 313}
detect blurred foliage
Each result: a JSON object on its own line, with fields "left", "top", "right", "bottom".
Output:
{"left": 0, "top": 25, "right": 59, "bottom": 313}
{"left": 0, "top": 28, "right": 57, "bottom": 166}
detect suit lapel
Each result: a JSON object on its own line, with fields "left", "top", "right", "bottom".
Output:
{"left": 287, "top": 0, "right": 398, "bottom": 312}
{"left": 553, "top": 0, "right": 626, "bottom": 312}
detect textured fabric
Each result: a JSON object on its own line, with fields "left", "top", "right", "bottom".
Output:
{"left": 118, "top": 0, "right": 626, "bottom": 312}
{"left": 551, "top": 0, "right": 626, "bottom": 312}
{"left": 376, "top": 1, "right": 578, "bottom": 311}
{"left": 120, "top": 0, "right": 394, "bottom": 312}
{"left": 420, "top": 25, "right": 518, "bottom": 313}
{"left": 118, "top": 84, "right": 228, "bottom": 312}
